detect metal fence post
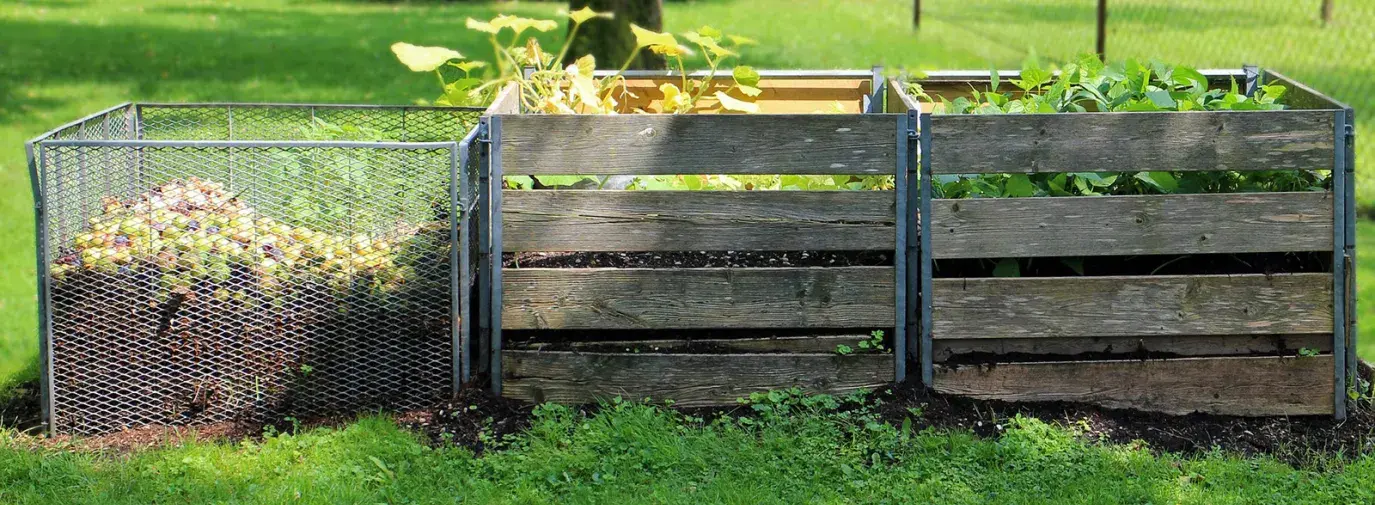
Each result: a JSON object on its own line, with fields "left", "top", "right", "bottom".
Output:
{"left": 477, "top": 118, "right": 493, "bottom": 376}
{"left": 26, "top": 141, "right": 54, "bottom": 435}
{"left": 1343, "top": 108, "right": 1357, "bottom": 398}
{"left": 918, "top": 112, "right": 934, "bottom": 387}
{"left": 894, "top": 114, "right": 908, "bottom": 383}
{"left": 1333, "top": 108, "right": 1349, "bottom": 420}
{"left": 488, "top": 116, "right": 504, "bottom": 395}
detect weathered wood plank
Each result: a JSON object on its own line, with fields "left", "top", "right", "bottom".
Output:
{"left": 503, "top": 190, "right": 896, "bottom": 252}
{"left": 932, "top": 334, "right": 1332, "bottom": 362}
{"left": 886, "top": 78, "right": 920, "bottom": 114}
{"left": 932, "top": 192, "right": 1333, "bottom": 258}
{"left": 517, "top": 334, "right": 872, "bottom": 354}
{"left": 503, "top": 267, "right": 896, "bottom": 329}
{"left": 933, "top": 355, "right": 1335, "bottom": 416}
{"left": 933, "top": 274, "right": 1332, "bottom": 339}
{"left": 1264, "top": 70, "right": 1346, "bottom": 110}
{"left": 498, "top": 114, "right": 899, "bottom": 175}
{"left": 485, "top": 83, "right": 520, "bottom": 114}
{"left": 930, "top": 110, "right": 1335, "bottom": 173}
{"left": 503, "top": 351, "right": 893, "bottom": 406}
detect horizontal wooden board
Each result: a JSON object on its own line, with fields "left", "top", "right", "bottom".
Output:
{"left": 932, "top": 192, "right": 1333, "bottom": 258}
{"left": 933, "top": 355, "right": 1335, "bottom": 416}
{"left": 503, "top": 351, "right": 894, "bottom": 406}
{"left": 1264, "top": 71, "right": 1345, "bottom": 111}
{"left": 516, "top": 334, "right": 873, "bottom": 354}
{"left": 498, "top": 114, "right": 899, "bottom": 175}
{"left": 933, "top": 274, "right": 1332, "bottom": 339}
{"left": 622, "top": 77, "right": 870, "bottom": 114}
{"left": 485, "top": 83, "right": 520, "bottom": 114}
{"left": 503, "top": 267, "right": 895, "bottom": 330}
{"left": 886, "top": 78, "right": 919, "bottom": 114}
{"left": 932, "top": 334, "right": 1332, "bottom": 362}
{"left": 929, "top": 110, "right": 1336, "bottom": 173}
{"left": 503, "top": 190, "right": 896, "bottom": 252}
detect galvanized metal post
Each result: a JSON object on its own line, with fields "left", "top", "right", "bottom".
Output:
{"left": 918, "top": 112, "right": 934, "bottom": 386}
{"left": 1333, "top": 108, "right": 1349, "bottom": 420}
{"left": 867, "top": 66, "right": 884, "bottom": 114}
{"left": 456, "top": 140, "right": 473, "bottom": 385}
{"left": 489, "top": 116, "right": 505, "bottom": 395}
{"left": 1243, "top": 65, "right": 1259, "bottom": 96}
{"left": 1343, "top": 108, "right": 1357, "bottom": 395}
{"left": 477, "top": 118, "right": 493, "bottom": 376}
{"left": 26, "top": 141, "right": 54, "bottom": 435}
{"left": 894, "top": 114, "right": 908, "bottom": 383}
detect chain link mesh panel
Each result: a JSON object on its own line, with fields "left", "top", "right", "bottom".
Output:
{"left": 34, "top": 104, "right": 482, "bottom": 434}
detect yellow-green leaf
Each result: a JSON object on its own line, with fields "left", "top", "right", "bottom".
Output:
{"left": 698, "top": 26, "right": 722, "bottom": 39}
{"left": 391, "top": 42, "right": 464, "bottom": 72}
{"left": 491, "top": 14, "right": 558, "bottom": 35}
{"left": 660, "top": 83, "right": 692, "bottom": 112}
{"left": 715, "top": 91, "right": 759, "bottom": 113}
{"left": 567, "top": 7, "right": 612, "bottom": 24}
{"left": 683, "top": 31, "right": 735, "bottom": 58}
{"left": 448, "top": 61, "right": 487, "bottom": 73}
{"left": 574, "top": 54, "right": 596, "bottom": 77}
{"left": 466, "top": 18, "right": 500, "bottom": 34}
{"left": 737, "top": 84, "right": 762, "bottom": 97}
{"left": 732, "top": 66, "right": 761, "bottom": 87}
{"left": 631, "top": 24, "right": 678, "bottom": 50}
{"left": 726, "top": 35, "right": 758, "bottom": 46}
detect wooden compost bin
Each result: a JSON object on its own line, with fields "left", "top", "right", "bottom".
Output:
{"left": 890, "top": 69, "right": 1356, "bottom": 417}
{"left": 485, "top": 71, "right": 906, "bottom": 406}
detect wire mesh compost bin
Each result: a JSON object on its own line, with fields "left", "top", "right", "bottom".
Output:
{"left": 26, "top": 103, "right": 484, "bottom": 434}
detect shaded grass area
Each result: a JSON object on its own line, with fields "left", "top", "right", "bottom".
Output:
{"left": 3, "top": 398, "right": 1374, "bottom": 504}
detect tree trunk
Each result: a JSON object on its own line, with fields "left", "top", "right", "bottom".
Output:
{"left": 1321, "top": 0, "right": 1334, "bottom": 26}
{"left": 564, "top": 0, "right": 666, "bottom": 70}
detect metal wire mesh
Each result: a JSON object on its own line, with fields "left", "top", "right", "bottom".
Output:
{"left": 31, "top": 104, "right": 482, "bottom": 434}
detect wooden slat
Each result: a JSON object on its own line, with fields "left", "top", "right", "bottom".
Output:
{"left": 503, "top": 190, "right": 895, "bottom": 252}
{"left": 485, "top": 83, "right": 520, "bottom": 114}
{"left": 498, "top": 114, "right": 899, "bottom": 175}
{"left": 621, "top": 77, "right": 870, "bottom": 114}
{"left": 932, "top": 192, "right": 1333, "bottom": 258}
{"left": 886, "top": 78, "right": 919, "bottom": 114}
{"left": 932, "top": 334, "right": 1332, "bottom": 362}
{"left": 930, "top": 110, "right": 1336, "bottom": 173}
{"left": 1264, "top": 70, "right": 1346, "bottom": 110}
{"left": 522, "top": 334, "right": 871, "bottom": 354}
{"left": 503, "top": 351, "right": 893, "bottom": 406}
{"left": 933, "top": 355, "right": 1335, "bottom": 416}
{"left": 933, "top": 274, "right": 1332, "bottom": 339}
{"left": 503, "top": 267, "right": 895, "bottom": 330}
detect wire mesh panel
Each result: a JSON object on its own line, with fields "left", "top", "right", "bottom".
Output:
{"left": 31, "top": 104, "right": 482, "bottom": 434}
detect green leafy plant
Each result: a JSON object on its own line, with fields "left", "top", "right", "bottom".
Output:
{"left": 906, "top": 55, "right": 1329, "bottom": 200}
{"left": 1298, "top": 347, "right": 1321, "bottom": 358}
{"left": 391, "top": 10, "right": 760, "bottom": 115}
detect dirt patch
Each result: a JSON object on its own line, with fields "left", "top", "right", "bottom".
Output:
{"left": 0, "top": 381, "right": 42, "bottom": 434}
{"left": 396, "top": 384, "right": 534, "bottom": 455}
{"left": 506, "top": 250, "right": 891, "bottom": 269}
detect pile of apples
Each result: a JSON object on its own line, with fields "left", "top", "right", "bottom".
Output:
{"left": 52, "top": 178, "right": 414, "bottom": 297}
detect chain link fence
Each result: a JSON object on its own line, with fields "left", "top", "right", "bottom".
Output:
{"left": 28, "top": 104, "right": 482, "bottom": 434}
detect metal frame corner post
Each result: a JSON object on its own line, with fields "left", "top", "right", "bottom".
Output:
{"left": 487, "top": 116, "right": 504, "bottom": 396}
{"left": 1242, "top": 64, "right": 1260, "bottom": 96}
{"left": 27, "top": 141, "right": 55, "bottom": 435}
{"left": 918, "top": 112, "right": 934, "bottom": 387}
{"left": 893, "top": 114, "right": 909, "bottom": 382}
{"left": 476, "top": 118, "right": 493, "bottom": 380}
{"left": 1343, "top": 107, "right": 1358, "bottom": 407}
{"left": 450, "top": 142, "right": 464, "bottom": 387}
{"left": 868, "top": 66, "right": 886, "bottom": 114}
{"left": 1333, "top": 108, "right": 1352, "bottom": 420}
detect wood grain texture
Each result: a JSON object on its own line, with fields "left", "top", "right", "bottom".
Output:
{"left": 931, "top": 192, "right": 1333, "bottom": 258}
{"left": 503, "top": 351, "right": 894, "bottom": 406}
{"left": 485, "top": 83, "right": 520, "bottom": 114}
{"left": 933, "top": 356, "right": 1335, "bottom": 416}
{"left": 1264, "top": 71, "right": 1345, "bottom": 111}
{"left": 503, "top": 267, "right": 895, "bottom": 330}
{"left": 933, "top": 274, "right": 1332, "bottom": 339}
{"left": 519, "top": 334, "right": 873, "bottom": 354}
{"left": 932, "top": 334, "right": 1332, "bottom": 362}
{"left": 498, "top": 114, "right": 899, "bottom": 175}
{"left": 503, "top": 190, "right": 896, "bottom": 252}
{"left": 886, "top": 78, "right": 920, "bottom": 114}
{"left": 929, "top": 110, "right": 1335, "bottom": 173}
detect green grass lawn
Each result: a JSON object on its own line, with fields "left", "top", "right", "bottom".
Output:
{"left": 3, "top": 399, "right": 1374, "bottom": 504}
{"left": 2, "top": 0, "right": 1372, "bottom": 387}
{"left": 1, "top": 2, "right": 1373, "bottom": 501}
